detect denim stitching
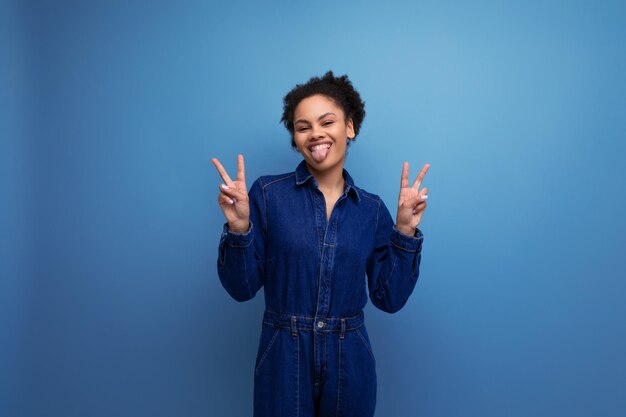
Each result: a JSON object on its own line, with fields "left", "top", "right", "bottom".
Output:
{"left": 307, "top": 186, "right": 323, "bottom": 257}
{"left": 359, "top": 191, "right": 380, "bottom": 206}
{"left": 356, "top": 328, "right": 376, "bottom": 361}
{"left": 291, "top": 315, "right": 298, "bottom": 336}
{"left": 313, "top": 186, "right": 329, "bottom": 324}
{"left": 218, "top": 237, "right": 225, "bottom": 266}
{"left": 225, "top": 223, "right": 254, "bottom": 248}
{"left": 296, "top": 329, "right": 300, "bottom": 417}
{"left": 323, "top": 330, "right": 328, "bottom": 383}
{"left": 260, "top": 178, "right": 268, "bottom": 234}
{"left": 260, "top": 174, "right": 293, "bottom": 247}
{"left": 242, "top": 244, "right": 251, "bottom": 298}
{"left": 262, "top": 322, "right": 364, "bottom": 332}
{"left": 336, "top": 335, "right": 342, "bottom": 417}
{"left": 255, "top": 327, "right": 280, "bottom": 375}
{"left": 379, "top": 257, "right": 398, "bottom": 296}
{"left": 264, "top": 309, "right": 364, "bottom": 320}
{"left": 374, "top": 196, "right": 380, "bottom": 231}
{"left": 412, "top": 251, "right": 421, "bottom": 277}
{"left": 351, "top": 184, "right": 362, "bottom": 203}
{"left": 226, "top": 239, "right": 253, "bottom": 248}
{"left": 262, "top": 173, "right": 294, "bottom": 188}
{"left": 390, "top": 238, "right": 419, "bottom": 253}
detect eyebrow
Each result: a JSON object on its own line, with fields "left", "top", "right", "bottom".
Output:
{"left": 294, "top": 112, "right": 336, "bottom": 125}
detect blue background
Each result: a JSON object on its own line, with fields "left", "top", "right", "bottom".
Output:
{"left": 2, "top": 1, "right": 625, "bottom": 416}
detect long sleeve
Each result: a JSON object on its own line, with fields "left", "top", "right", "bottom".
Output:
{"left": 217, "top": 178, "right": 266, "bottom": 302}
{"left": 366, "top": 197, "right": 423, "bottom": 313}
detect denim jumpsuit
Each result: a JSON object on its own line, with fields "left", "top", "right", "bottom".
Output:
{"left": 217, "top": 160, "right": 424, "bottom": 417}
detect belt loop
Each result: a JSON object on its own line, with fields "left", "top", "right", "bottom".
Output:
{"left": 291, "top": 315, "right": 298, "bottom": 336}
{"left": 340, "top": 318, "right": 346, "bottom": 339}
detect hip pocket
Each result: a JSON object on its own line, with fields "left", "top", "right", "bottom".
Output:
{"left": 355, "top": 327, "right": 376, "bottom": 362}
{"left": 254, "top": 323, "right": 281, "bottom": 375}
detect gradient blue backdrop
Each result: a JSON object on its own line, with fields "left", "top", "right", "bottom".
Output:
{"left": 2, "top": 1, "right": 625, "bottom": 416}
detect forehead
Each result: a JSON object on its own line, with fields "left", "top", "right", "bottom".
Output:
{"left": 294, "top": 94, "right": 344, "bottom": 120}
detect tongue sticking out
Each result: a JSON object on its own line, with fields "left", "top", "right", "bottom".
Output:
{"left": 312, "top": 145, "right": 330, "bottom": 162}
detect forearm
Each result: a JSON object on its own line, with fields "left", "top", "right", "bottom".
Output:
{"left": 369, "top": 226, "right": 423, "bottom": 313}
{"left": 217, "top": 222, "right": 263, "bottom": 302}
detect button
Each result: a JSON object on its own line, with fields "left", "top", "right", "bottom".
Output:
{"left": 317, "top": 321, "right": 325, "bottom": 328}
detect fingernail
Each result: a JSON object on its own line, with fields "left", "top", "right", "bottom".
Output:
{"left": 421, "top": 195, "right": 428, "bottom": 200}
{"left": 228, "top": 198, "right": 234, "bottom": 204}
{"left": 221, "top": 184, "right": 229, "bottom": 190}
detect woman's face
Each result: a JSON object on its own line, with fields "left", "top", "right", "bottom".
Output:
{"left": 293, "top": 94, "right": 355, "bottom": 174}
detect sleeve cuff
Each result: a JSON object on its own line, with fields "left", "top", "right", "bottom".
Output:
{"left": 390, "top": 225, "right": 423, "bottom": 252}
{"left": 221, "top": 222, "right": 254, "bottom": 248}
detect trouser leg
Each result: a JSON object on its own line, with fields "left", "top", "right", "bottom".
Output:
{"left": 253, "top": 322, "right": 316, "bottom": 417}
{"left": 316, "top": 323, "right": 377, "bottom": 417}
{"left": 253, "top": 311, "right": 375, "bottom": 417}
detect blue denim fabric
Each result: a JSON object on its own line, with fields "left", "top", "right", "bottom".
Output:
{"left": 217, "top": 159, "right": 423, "bottom": 416}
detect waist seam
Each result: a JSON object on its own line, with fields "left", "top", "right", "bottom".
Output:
{"left": 264, "top": 308, "right": 364, "bottom": 321}
{"left": 262, "top": 308, "right": 365, "bottom": 332}
{"left": 262, "top": 321, "right": 364, "bottom": 332}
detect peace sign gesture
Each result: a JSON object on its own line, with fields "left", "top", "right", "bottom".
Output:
{"left": 396, "top": 162, "right": 430, "bottom": 236}
{"left": 211, "top": 154, "right": 250, "bottom": 234}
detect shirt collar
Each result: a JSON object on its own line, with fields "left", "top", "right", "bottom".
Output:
{"left": 295, "top": 159, "right": 361, "bottom": 203}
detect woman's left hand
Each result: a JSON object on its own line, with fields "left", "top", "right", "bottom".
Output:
{"left": 395, "top": 162, "right": 430, "bottom": 236}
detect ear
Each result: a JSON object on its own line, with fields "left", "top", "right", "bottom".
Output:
{"left": 346, "top": 118, "right": 355, "bottom": 139}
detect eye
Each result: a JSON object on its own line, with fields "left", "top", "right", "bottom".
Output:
{"left": 323, "top": 121, "right": 334, "bottom": 126}
{"left": 297, "top": 127, "right": 309, "bottom": 132}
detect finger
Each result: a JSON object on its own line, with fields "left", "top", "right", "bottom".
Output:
{"left": 400, "top": 162, "right": 409, "bottom": 189}
{"left": 236, "top": 154, "right": 246, "bottom": 183}
{"left": 412, "top": 190, "right": 429, "bottom": 211}
{"left": 211, "top": 157, "right": 234, "bottom": 185}
{"left": 218, "top": 192, "right": 234, "bottom": 205}
{"left": 414, "top": 199, "right": 427, "bottom": 209}
{"left": 403, "top": 194, "right": 424, "bottom": 208}
{"left": 413, "top": 202, "right": 427, "bottom": 214}
{"left": 219, "top": 184, "right": 248, "bottom": 201}
{"left": 411, "top": 163, "right": 430, "bottom": 190}
{"left": 413, "top": 199, "right": 427, "bottom": 209}
{"left": 403, "top": 189, "right": 428, "bottom": 208}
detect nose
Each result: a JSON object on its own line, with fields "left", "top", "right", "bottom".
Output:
{"left": 310, "top": 123, "right": 325, "bottom": 139}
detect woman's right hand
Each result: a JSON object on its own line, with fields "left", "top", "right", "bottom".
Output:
{"left": 211, "top": 154, "right": 250, "bottom": 233}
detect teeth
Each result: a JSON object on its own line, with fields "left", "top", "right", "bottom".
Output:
{"left": 310, "top": 143, "right": 331, "bottom": 151}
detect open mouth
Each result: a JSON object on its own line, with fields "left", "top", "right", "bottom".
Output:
{"left": 309, "top": 142, "right": 332, "bottom": 162}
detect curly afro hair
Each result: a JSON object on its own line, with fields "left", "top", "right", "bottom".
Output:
{"left": 280, "top": 70, "right": 366, "bottom": 149}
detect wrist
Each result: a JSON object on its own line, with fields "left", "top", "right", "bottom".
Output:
{"left": 396, "top": 224, "right": 415, "bottom": 237}
{"left": 228, "top": 221, "right": 250, "bottom": 234}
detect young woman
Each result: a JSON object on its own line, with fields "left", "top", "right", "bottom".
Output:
{"left": 211, "top": 71, "right": 430, "bottom": 417}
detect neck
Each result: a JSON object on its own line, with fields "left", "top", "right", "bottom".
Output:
{"left": 306, "top": 160, "right": 345, "bottom": 194}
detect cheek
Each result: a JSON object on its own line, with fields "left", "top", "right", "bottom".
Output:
{"left": 293, "top": 136, "right": 305, "bottom": 150}
{"left": 334, "top": 140, "right": 348, "bottom": 154}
